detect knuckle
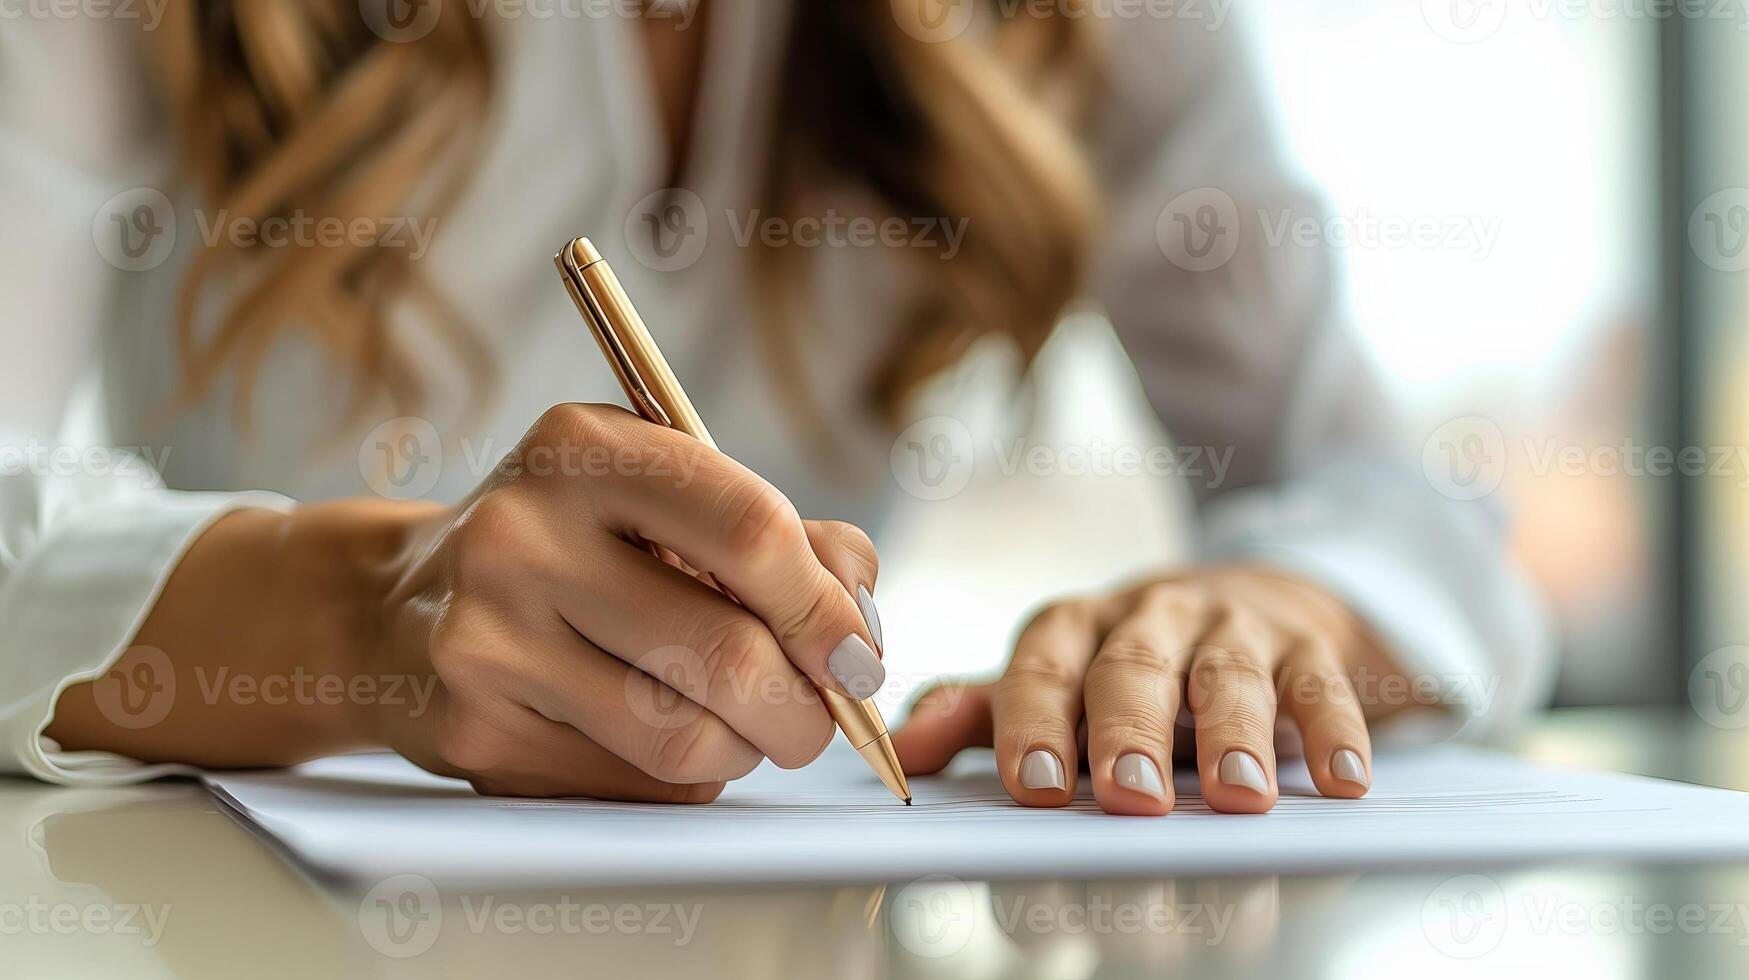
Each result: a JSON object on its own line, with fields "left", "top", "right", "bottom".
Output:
{"left": 1281, "top": 660, "right": 1358, "bottom": 711}
{"left": 767, "top": 583, "right": 836, "bottom": 646}
{"left": 454, "top": 493, "right": 548, "bottom": 579}
{"left": 1191, "top": 645, "right": 1271, "bottom": 686}
{"left": 428, "top": 607, "right": 511, "bottom": 692}
{"left": 1092, "top": 704, "right": 1171, "bottom": 739}
{"left": 1200, "top": 697, "right": 1277, "bottom": 739}
{"left": 699, "top": 618, "right": 771, "bottom": 690}
{"left": 721, "top": 481, "right": 804, "bottom": 565}
{"left": 1094, "top": 636, "right": 1163, "bottom": 672}
{"left": 1019, "top": 600, "right": 1096, "bottom": 644}
{"left": 645, "top": 714, "right": 750, "bottom": 784}
{"left": 435, "top": 706, "right": 511, "bottom": 775}
{"left": 1139, "top": 580, "right": 1206, "bottom": 613}
{"left": 1002, "top": 656, "right": 1082, "bottom": 691}
{"left": 533, "top": 401, "right": 622, "bottom": 449}
{"left": 823, "top": 521, "right": 880, "bottom": 577}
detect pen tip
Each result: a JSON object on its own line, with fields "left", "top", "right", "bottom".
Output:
{"left": 903, "top": 797, "right": 912, "bottom": 807}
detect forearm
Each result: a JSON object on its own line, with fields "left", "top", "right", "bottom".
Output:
{"left": 45, "top": 500, "right": 431, "bottom": 768}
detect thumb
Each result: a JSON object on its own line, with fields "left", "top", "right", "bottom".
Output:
{"left": 891, "top": 682, "right": 994, "bottom": 776}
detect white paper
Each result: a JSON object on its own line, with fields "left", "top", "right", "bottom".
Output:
{"left": 203, "top": 745, "right": 1749, "bottom": 888}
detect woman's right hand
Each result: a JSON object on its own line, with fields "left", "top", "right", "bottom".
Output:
{"left": 369, "top": 403, "right": 888, "bottom": 801}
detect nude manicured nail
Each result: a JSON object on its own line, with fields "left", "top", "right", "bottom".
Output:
{"left": 1332, "top": 749, "right": 1369, "bottom": 787}
{"left": 856, "top": 584, "right": 884, "bottom": 653}
{"left": 826, "top": 634, "right": 885, "bottom": 700}
{"left": 1021, "top": 750, "right": 1067, "bottom": 791}
{"left": 1114, "top": 753, "right": 1166, "bottom": 800}
{"left": 1218, "top": 751, "right": 1269, "bottom": 795}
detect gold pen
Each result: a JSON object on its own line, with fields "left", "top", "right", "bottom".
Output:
{"left": 555, "top": 237, "right": 912, "bottom": 805}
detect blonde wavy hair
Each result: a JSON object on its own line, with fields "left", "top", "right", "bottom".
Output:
{"left": 153, "top": 1, "right": 1101, "bottom": 437}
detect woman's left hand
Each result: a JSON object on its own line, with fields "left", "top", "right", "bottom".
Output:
{"left": 892, "top": 567, "right": 1399, "bottom": 815}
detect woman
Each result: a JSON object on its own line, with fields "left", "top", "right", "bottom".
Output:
{"left": 0, "top": 0, "right": 1550, "bottom": 815}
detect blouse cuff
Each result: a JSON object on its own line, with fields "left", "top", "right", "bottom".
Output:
{"left": 1209, "top": 533, "right": 1505, "bottom": 745}
{"left": 0, "top": 490, "right": 293, "bottom": 785}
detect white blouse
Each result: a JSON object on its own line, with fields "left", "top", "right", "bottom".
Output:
{"left": 0, "top": 1, "right": 1553, "bottom": 783}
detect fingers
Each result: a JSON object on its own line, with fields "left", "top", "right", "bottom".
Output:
{"left": 805, "top": 520, "right": 883, "bottom": 654}
{"left": 429, "top": 602, "right": 766, "bottom": 786}
{"left": 991, "top": 604, "right": 1103, "bottom": 807}
{"left": 1277, "top": 639, "right": 1372, "bottom": 798}
{"left": 891, "top": 683, "right": 993, "bottom": 776}
{"left": 1187, "top": 609, "right": 1281, "bottom": 814}
{"left": 563, "top": 536, "right": 835, "bottom": 769}
{"left": 1082, "top": 587, "right": 1206, "bottom": 816}
{"left": 561, "top": 409, "right": 882, "bottom": 702}
{"left": 443, "top": 703, "right": 728, "bottom": 803}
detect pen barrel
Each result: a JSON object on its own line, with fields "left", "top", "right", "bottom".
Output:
{"left": 820, "top": 687, "right": 888, "bottom": 750}
{"left": 578, "top": 257, "right": 717, "bottom": 447}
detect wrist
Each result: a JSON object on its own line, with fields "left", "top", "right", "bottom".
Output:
{"left": 283, "top": 498, "right": 444, "bottom": 751}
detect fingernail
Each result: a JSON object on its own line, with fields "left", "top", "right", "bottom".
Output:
{"left": 1020, "top": 749, "right": 1067, "bottom": 791}
{"left": 1218, "top": 751, "right": 1269, "bottom": 795}
{"left": 1332, "top": 749, "right": 1369, "bottom": 787}
{"left": 827, "top": 633, "right": 885, "bottom": 700}
{"left": 856, "top": 584, "right": 884, "bottom": 653}
{"left": 1113, "top": 753, "right": 1166, "bottom": 800}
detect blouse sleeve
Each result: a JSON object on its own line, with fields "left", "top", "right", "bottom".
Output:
{"left": 0, "top": 17, "right": 292, "bottom": 784}
{"left": 1086, "top": 12, "right": 1555, "bottom": 741}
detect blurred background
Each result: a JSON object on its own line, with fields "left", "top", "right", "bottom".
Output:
{"left": 874, "top": 2, "right": 1749, "bottom": 723}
